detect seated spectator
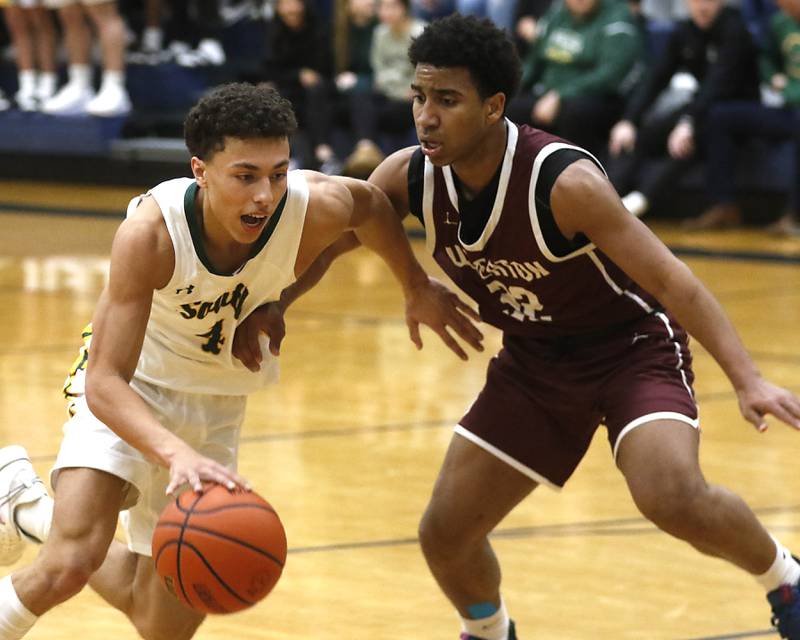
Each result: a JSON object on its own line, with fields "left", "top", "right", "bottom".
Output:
{"left": 347, "top": 0, "right": 424, "bottom": 161}
{"left": 507, "top": 0, "right": 644, "bottom": 158}
{"left": 456, "top": 0, "right": 518, "bottom": 32}
{"left": 263, "top": 0, "right": 340, "bottom": 172}
{"left": 41, "top": 0, "right": 131, "bottom": 116}
{"left": 2, "top": 0, "right": 58, "bottom": 110}
{"left": 332, "top": 0, "right": 385, "bottom": 177}
{"left": 606, "top": 0, "right": 761, "bottom": 221}
{"left": 693, "top": 0, "right": 800, "bottom": 234}
{"left": 513, "top": 0, "right": 555, "bottom": 56}
{"left": 164, "top": 0, "right": 226, "bottom": 67}
{"left": 409, "top": 0, "right": 453, "bottom": 22}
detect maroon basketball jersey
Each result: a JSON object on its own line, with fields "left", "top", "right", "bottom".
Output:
{"left": 418, "top": 122, "right": 661, "bottom": 337}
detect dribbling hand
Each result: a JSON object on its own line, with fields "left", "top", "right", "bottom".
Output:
{"left": 165, "top": 442, "right": 251, "bottom": 495}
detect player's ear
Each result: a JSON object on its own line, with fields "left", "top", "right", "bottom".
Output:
{"left": 485, "top": 92, "right": 505, "bottom": 124}
{"left": 190, "top": 157, "right": 208, "bottom": 187}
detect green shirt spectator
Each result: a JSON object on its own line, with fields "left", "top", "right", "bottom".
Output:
{"left": 761, "top": 8, "right": 800, "bottom": 106}
{"left": 521, "top": 0, "right": 644, "bottom": 99}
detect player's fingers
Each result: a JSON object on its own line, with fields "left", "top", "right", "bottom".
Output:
{"left": 246, "top": 326, "right": 263, "bottom": 367}
{"left": 188, "top": 471, "right": 203, "bottom": 493}
{"left": 448, "top": 315, "right": 484, "bottom": 352}
{"left": 742, "top": 405, "right": 768, "bottom": 432}
{"left": 268, "top": 321, "right": 285, "bottom": 357}
{"left": 773, "top": 399, "right": 800, "bottom": 429}
{"left": 454, "top": 296, "right": 481, "bottom": 322}
{"left": 783, "top": 395, "right": 800, "bottom": 428}
{"left": 407, "top": 320, "right": 422, "bottom": 351}
{"left": 437, "top": 327, "right": 468, "bottom": 361}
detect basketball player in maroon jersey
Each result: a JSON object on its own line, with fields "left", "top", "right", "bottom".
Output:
{"left": 233, "top": 15, "right": 800, "bottom": 640}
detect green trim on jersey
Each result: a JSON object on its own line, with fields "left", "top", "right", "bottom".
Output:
{"left": 183, "top": 181, "right": 289, "bottom": 276}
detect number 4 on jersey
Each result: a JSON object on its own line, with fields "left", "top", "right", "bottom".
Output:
{"left": 197, "top": 319, "right": 226, "bottom": 354}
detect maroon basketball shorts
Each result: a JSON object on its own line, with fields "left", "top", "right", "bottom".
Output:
{"left": 457, "top": 312, "right": 699, "bottom": 489}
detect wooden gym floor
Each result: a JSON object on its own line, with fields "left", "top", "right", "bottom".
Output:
{"left": 0, "top": 179, "right": 798, "bottom": 639}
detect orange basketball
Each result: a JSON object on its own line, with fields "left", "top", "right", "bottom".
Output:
{"left": 152, "top": 484, "right": 287, "bottom": 614}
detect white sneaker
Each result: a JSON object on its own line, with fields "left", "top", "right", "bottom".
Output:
{"left": 15, "top": 87, "right": 38, "bottom": 112}
{"left": 0, "top": 446, "right": 47, "bottom": 565}
{"left": 85, "top": 83, "right": 131, "bottom": 117}
{"left": 41, "top": 82, "right": 95, "bottom": 116}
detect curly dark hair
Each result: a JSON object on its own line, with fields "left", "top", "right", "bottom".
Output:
{"left": 408, "top": 14, "right": 521, "bottom": 105}
{"left": 184, "top": 83, "right": 298, "bottom": 159}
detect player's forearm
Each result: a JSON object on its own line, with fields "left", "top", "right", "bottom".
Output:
{"left": 86, "top": 374, "right": 189, "bottom": 468}
{"left": 657, "top": 270, "right": 761, "bottom": 391}
{"left": 283, "top": 232, "right": 362, "bottom": 309}
{"left": 351, "top": 190, "right": 428, "bottom": 295}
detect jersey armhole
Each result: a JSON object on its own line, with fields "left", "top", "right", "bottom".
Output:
{"left": 536, "top": 149, "right": 600, "bottom": 258}
{"left": 407, "top": 147, "right": 425, "bottom": 227}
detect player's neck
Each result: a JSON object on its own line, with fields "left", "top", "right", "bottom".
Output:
{"left": 195, "top": 189, "right": 253, "bottom": 274}
{"left": 450, "top": 122, "right": 507, "bottom": 199}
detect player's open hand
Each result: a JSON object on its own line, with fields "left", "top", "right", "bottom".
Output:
{"left": 736, "top": 378, "right": 800, "bottom": 432}
{"left": 165, "top": 442, "right": 251, "bottom": 495}
{"left": 232, "top": 302, "right": 287, "bottom": 372}
{"left": 405, "top": 276, "right": 484, "bottom": 360}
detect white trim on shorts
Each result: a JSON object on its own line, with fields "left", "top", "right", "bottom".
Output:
{"left": 454, "top": 424, "right": 561, "bottom": 491}
{"left": 612, "top": 411, "right": 701, "bottom": 461}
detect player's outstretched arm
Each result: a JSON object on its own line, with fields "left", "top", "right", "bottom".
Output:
{"left": 551, "top": 160, "right": 800, "bottom": 432}
{"left": 304, "top": 170, "right": 484, "bottom": 360}
{"left": 86, "top": 200, "right": 251, "bottom": 493}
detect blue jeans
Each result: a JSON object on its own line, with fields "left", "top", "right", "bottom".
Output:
{"left": 455, "top": 0, "right": 518, "bottom": 30}
{"left": 705, "top": 101, "right": 799, "bottom": 210}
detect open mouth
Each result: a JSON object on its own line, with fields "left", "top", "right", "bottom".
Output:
{"left": 241, "top": 213, "right": 269, "bottom": 229}
{"left": 420, "top": 139, "right": 443, "bottom": 158}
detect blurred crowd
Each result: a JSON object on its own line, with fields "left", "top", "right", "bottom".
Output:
{"left": 0, "top": 0, "right": 798, "bottom": 231}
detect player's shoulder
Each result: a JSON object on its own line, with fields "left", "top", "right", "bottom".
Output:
{"left": 112, "top": 192, "right": 174, "bottom": 283}
{"left": 301, "top": 170, "right": 354, "bottom": 214}
{"left": 370, "top": 146, "right": 416, "bottom": 190}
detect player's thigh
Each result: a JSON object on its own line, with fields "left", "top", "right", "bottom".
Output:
{"left": 132, "top": 553, "right": 205, "bottom": 639}
{"left": 425, "top": 433, "right": 538, "bottom": 537}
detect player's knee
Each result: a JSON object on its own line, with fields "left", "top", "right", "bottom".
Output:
{"left": 39, "top": 549, "right": 102, "bottom": 599}
{"left": 418, "top": 503, "right": 474, "bottom": 555}
{"left": 632, "top": 474, "right": 710, "bottom": 535}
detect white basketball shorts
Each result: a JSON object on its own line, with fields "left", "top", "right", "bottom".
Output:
{"left": 52, "top": 377, "right": 247, "bottom": 556}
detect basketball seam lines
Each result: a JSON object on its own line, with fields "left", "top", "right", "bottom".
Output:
{"left": 180, "top": 540, "right": 254, "bottom": 609}
{"left": 176, "top": 493, "right": 205, "bottom": 608}
{"left": 154, "top": 522, "right": 285, "bottom": 568}
{"left": 173, "top": 502, "right": 277, "bottom": 516}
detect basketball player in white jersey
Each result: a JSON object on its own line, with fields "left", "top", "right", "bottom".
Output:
{"left": 0, "top": 82, "right": 484, "bottom": 640}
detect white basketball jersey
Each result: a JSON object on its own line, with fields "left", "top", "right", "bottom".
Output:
{"left": 130, "top": 174, "right": 309, "bottom": 395}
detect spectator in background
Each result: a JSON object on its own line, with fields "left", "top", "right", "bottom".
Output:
{"left": 507, "top": 0, "right": 644, "bottom": 158}
{"left": 409, "top": 0, "right": 452, "bottom": 22}
{"left": 41, "top": 0, "right": 131, "bottom": 116}
{"left": 332, "top": 0, "right": 386, "bottom": 178}
{"left": 607, "top": 0, "right": 760, "bottom": 223}
{"left": 264, "top": 0, "right": 340, "bottom": 172}
{"left": 456, "top": 0, "right": 518, "bottom": 31}
{"left": 166, "top": 0, "right": 226, "bottom": 67}
{"left": 513, "top": 0, "right": 554, "bottom": 55}
{"left": 695, "top": 0, "right": 800, "bottom": 234}
{"left": 346, "top": 0, "right": 424, "bottom": 161}
{"left": 2, "top": 0, "right": 58, "bottom": 110}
